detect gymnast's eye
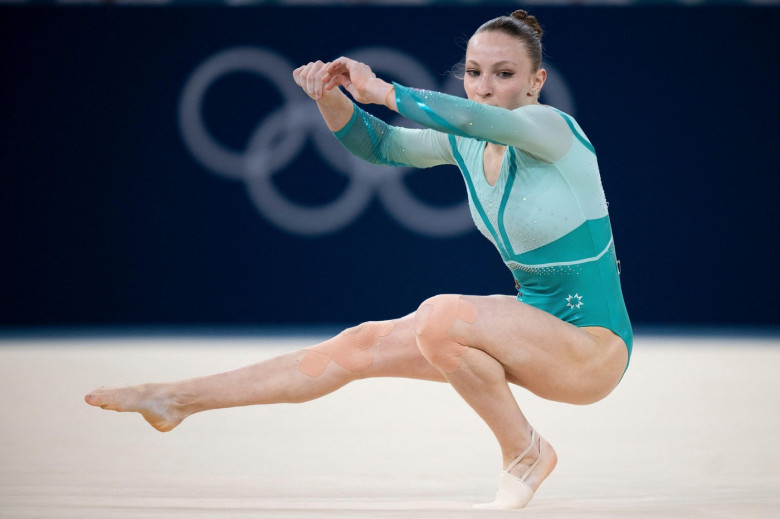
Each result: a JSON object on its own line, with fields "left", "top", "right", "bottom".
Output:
{"left": 466, "top": 69, "right": 480, "bottom": 77}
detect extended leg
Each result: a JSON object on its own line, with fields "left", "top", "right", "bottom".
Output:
{"left": 85, "top": 316, "right": 442, "bottom": 432}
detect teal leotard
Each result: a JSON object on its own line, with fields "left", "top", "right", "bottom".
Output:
{"left": 334, "top": 83, "right": 632, "bottom": 357}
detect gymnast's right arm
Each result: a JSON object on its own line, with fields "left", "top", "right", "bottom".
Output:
{"left": 293, "top": 60, "right": 454, "bottom": 169}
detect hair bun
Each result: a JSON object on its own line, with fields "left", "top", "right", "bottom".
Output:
{"left": 510, "top": 9, "right": 543, "bottom": 39}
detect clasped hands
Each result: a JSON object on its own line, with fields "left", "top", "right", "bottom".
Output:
{"left": 292, "top": 57, "right": 394, "bottom": 108}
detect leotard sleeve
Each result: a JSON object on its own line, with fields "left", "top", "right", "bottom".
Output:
{"left": 334, "top": 104, "right": 456, "bottom": 168}
{"left": 393, "top": 83, "right": 574, "bottom": 163}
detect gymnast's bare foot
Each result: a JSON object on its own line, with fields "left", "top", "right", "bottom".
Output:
{"left": 84, "top": 384, "right": 189, "bottom": 432}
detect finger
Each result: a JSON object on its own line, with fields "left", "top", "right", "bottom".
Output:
{"left": 331, "top": 56, "right": 355, "bottom": 68}
{"left": 292, "top": 65, "right": 304, "bottom": 87}
{"left": 324, "top": 75, "right": 342, "bottom": 91}
{"left": 297, "top": 62, "right": 315, "bottom": 95}
{"left": 317, "top": 61, "right": 331, "bottom": 83}
{"left": 294, "top": 62, "right": 315, "bottom": 79}
{"left": 306, "top": 60, "right": 323, "bottom": 98}
{"left": 323, "top": 61, "right": 345, "bottom": 82}
{"left": 326, "top": 57, "right": 355, "bottom": 78}
{"left": 314, "top": 64, "right": 330, "bottom": 99}
{"left": 342, "top": 79, "right": 356, "bottom": 99}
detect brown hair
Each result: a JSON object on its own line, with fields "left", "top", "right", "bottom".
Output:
{"left": 472, "top": 10, "right": 544, "bottom": 72}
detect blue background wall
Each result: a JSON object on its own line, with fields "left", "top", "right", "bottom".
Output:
{"left": 1, "top": 6, "right": 778, "bottom": 328}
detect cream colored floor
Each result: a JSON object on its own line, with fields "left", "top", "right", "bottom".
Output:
{"left": 1, "top": 333, "right": 778, "bottom": 518}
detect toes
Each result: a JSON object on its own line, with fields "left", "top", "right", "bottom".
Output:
{"left": 85, "top": 388, "right": 113, "bottom": 408}
{"left": 84, "top": 392, "right": 100, "bottom": 405}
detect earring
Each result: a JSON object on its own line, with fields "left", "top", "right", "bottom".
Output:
{"left": 527, "top": 90, "right": 536, "bottom": 96}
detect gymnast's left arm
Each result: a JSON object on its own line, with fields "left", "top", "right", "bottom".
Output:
{"left": 390, "top": 84, "right": 573, "bottom": 163}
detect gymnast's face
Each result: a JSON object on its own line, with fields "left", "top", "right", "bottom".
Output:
{"left": 464, "top": 30, "right": 546, "bottom": 110}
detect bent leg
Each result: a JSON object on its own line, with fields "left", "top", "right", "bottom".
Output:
{"left": 413, "top": 294, "right": 627, "bottom": 507}
{"left": 414, "top": 294, "right": 557, "bottom": 501}
{"left": 85, "top": 314, "right": 443, "bottom": 432}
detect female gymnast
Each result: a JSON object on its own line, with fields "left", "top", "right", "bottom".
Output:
{"left": 85, "top": 10, "right": 632, "bottom": 509}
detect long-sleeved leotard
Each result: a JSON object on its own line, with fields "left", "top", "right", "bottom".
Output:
{"left": 334, "top": 83, "right": 632, "bottom": 356}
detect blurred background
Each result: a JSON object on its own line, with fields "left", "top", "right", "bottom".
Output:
{"left": 1, "top": 0, "right": 778, "bottom": 334}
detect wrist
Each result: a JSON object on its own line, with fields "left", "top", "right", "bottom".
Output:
{"left": 383, "top": 84, "right": 395, "bottom": 108}
{"left": 368, "top": 78, "right": 392, "bottom": 105}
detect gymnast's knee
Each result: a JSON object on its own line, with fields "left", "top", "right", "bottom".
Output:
{"left": 414, "top": 294, "right": 478, "bottom": 373}
{"left": 298, "top": 319, "right": 396, "bottom": 378}
{"left": 414, "top": 294, "right": 458, "bottom": 339}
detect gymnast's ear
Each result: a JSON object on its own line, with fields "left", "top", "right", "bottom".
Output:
{"left": 530, "top": 67, "right": 547, "bottom": 97}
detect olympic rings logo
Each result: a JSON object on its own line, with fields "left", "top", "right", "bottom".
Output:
{"left": 178, "top": 46, "right": 575, "bottom": 237}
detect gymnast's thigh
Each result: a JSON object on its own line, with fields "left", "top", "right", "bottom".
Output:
{"left": 453, "top": 295, "right": 627, "bottom": 403}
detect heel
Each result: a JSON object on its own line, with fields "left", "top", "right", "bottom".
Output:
{"left": 473, "top": 430, "right": 543, "bottom": 510}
